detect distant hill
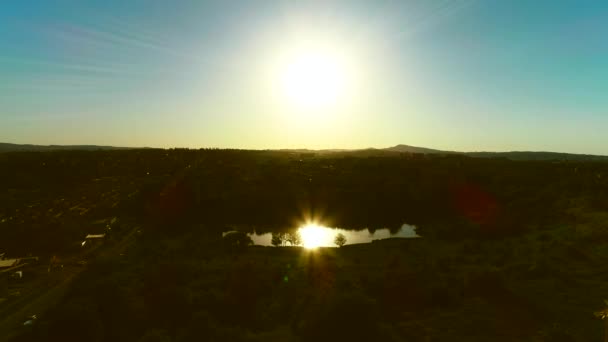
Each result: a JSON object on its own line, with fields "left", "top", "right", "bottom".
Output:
{"left": 381, "top": 145, "right": 608, "bottom": 161}
{"left": 0, "top": 143, "right": 138, "bottom": 153}
{"left": 279, "top": 144, "right": 608, "bottom": 161}
{"left": 383, "top": 144, "right": 455, "bottom": 154}
{"left": 465, "top": 151, "right": 608, "bottom": 161}
{"left": 2, "top": 142, "right": 607, "bottom": 161}
{"left": 280, "top": 145, "right": 445, "bottom": 156}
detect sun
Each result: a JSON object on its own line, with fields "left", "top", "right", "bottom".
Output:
{"left": 276, "top": 45, "right": 352, "bottom": 111}
{"left": 299, "top": 224, "right": 328, "bottom": 249}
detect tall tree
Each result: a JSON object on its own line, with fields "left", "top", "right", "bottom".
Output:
{"left": 334, "top": 233, "right": 346, "bottom": 247}
{"left": 286, "top": 231, "right": 302, "bottom": 246}
{"left": 271, "top": 232, "right": 284, "bottom": 247}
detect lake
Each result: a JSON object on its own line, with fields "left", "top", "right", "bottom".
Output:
{"left": 242, "top": 223, "right": 420, "bottom": 248}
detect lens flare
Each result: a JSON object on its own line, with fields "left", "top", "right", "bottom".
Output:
{"left": 299, "top": 224, "right": 328, "bottom": 249}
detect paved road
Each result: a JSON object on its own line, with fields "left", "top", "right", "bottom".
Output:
{"left": 0, "top": 227, "right": 139, "bottom": 340}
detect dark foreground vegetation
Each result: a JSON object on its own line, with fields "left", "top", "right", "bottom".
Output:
{"left": 1, "top": 149, "right": 608, "bottom": 341}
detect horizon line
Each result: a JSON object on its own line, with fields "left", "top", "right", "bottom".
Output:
{"left": 2, "top": 141, "right": 607, "bottom": 157}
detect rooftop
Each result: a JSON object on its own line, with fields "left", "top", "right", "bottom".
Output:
{"left": 0, "top": 259, "right": 19, "bottom": 268}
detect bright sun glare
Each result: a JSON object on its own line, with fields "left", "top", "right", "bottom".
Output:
{"left": 299, "top": 224, "right": 327, "bottom": 249}
{"left": 277, "top": 45, "right": 352, "bottom": 111}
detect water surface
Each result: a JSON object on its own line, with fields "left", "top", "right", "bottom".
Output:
{"left": 245, "top": 223, "right": 420, "bottom": 247}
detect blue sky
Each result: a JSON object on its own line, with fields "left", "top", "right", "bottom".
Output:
{"left": 1, "top": 0, "right": 607, "bottom": 153}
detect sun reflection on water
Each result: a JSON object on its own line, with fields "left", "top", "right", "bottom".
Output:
{"left": 244, "top": 223, "right": 419, "bottom": 247}
{"left": 299, "top": 223, "right": 328, "bottom": 249}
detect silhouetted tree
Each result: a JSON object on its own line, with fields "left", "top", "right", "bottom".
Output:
{"left": 222, "top": 231, "right": 253, "bottom": 250}
{"left": 286, "top": 231, "right": 302, "bottom": 246}
{"left": 271, "top": 232, "right": 284, "bottom": 247}
{"left": 334, "top": 233, "right": 346, "bottom": 247}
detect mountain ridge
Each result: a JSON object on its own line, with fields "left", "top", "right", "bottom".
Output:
{"left": 1, "top": 142, "right": 607, "bottom": 161}
{"left": 0, "top": 142, "right": 139, "bottom": 153}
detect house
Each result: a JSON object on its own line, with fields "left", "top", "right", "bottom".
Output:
{"left": 81, "top": 233, "right": 106, "bottom": 247}
{"left": 85, "top": 234, "right": 106, "bottom": 239}
{"left": 0, "top": 259, "right": 20, "bottom": 269}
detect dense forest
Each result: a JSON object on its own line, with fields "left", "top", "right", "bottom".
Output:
{"left": 1, "top": 149, "right": 608, "bottom": 341}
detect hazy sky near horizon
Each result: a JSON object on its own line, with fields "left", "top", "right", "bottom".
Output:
{"left": 1, "top": 1, "right": 607, "bottom": 154}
